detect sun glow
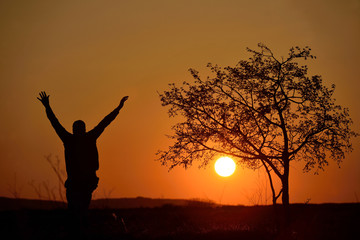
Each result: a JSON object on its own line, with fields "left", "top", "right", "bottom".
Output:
{"left": 214, "top": 157, "right": 236, "bottom": 177}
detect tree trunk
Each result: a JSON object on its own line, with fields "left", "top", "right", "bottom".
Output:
{"left": 281, "top": 164, "right": 291, "bottom": 229}
{"left": 272, "top": 196, "right": 277, "bottom": 206}
{"left": 281, "top": 160, "right": 290, "bottom": 207}
{"left": 261, "top": 160, "right": 278, "bottom": 206}
{"left": 281, "top": 176, "right": 289, "bottom": 206}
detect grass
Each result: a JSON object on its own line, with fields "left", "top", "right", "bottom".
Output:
{"left": 0, "top": 203, "right": 359, "bottom": 240}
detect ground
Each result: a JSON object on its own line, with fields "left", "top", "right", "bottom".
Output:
{"left": 0, "top": 203, "right": 359, "bottom": 240}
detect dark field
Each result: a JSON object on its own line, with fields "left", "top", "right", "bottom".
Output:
{"left": 0, "top": 202, "right": 359, "bottom": 240}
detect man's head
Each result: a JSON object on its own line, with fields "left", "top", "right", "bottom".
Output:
{"left": 73, "top": 120, "right": 86, "bottom": 135}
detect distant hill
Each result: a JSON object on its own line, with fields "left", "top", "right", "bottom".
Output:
{"left": 0, "top": 197, "right": 66, "bottom": 210}
{"left": 0, "top": 196, "right": 217, "bottom": 211}
{"left": 90, "top": 196, "right": 217, "bottom": 209}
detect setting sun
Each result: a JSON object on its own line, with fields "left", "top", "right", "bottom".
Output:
{"left": 214, "top": 157, "right": 236, "bottom": 177}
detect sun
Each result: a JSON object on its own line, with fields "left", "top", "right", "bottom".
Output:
{"left": 214, "top": 157, "right": 236, "bottom": 177}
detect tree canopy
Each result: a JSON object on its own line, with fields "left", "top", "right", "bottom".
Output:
{"left": 158, "top": 43, "right": 357, "bottom": 205}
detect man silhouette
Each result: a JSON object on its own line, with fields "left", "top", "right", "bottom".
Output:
{"left": 37, "top": 91, "right": 128, "bottom": 214}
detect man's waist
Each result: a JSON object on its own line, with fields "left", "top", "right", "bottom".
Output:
{"left": 67, "top": 172, "right": 97, "bottom": 180}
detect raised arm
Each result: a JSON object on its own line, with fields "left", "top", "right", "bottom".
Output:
{"left": 89, "top": 96, "right": 129, "bottom": 139}
{"left": 37, "top": 91, "right": 70, "bottom": 141}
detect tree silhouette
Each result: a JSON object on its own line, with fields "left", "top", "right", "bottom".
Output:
{"left": 157, "top": 43, "right": 357, "bottom": 206}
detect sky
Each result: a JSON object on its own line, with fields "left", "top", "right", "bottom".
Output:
{"left": 0, "top": 0, "right": 359, "bottom": 205}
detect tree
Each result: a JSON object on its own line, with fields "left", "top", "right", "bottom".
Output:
{"left": 157, "top": 43, "right": 357, "bottom": 206}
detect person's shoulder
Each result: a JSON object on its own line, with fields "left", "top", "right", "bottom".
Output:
{"left": 61, "top": 132, "right": 74, "bottom": 141}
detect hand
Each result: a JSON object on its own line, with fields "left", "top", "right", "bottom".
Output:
{"left": 119, "top": 96, "right": 129, "bottom": 108}
{"left": 37, "top": 91, "right": 50, "bottom": 107}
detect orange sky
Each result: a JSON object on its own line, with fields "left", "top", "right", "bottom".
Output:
{"left": 0, "top": 0, "right": 359, "bottom": 205}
